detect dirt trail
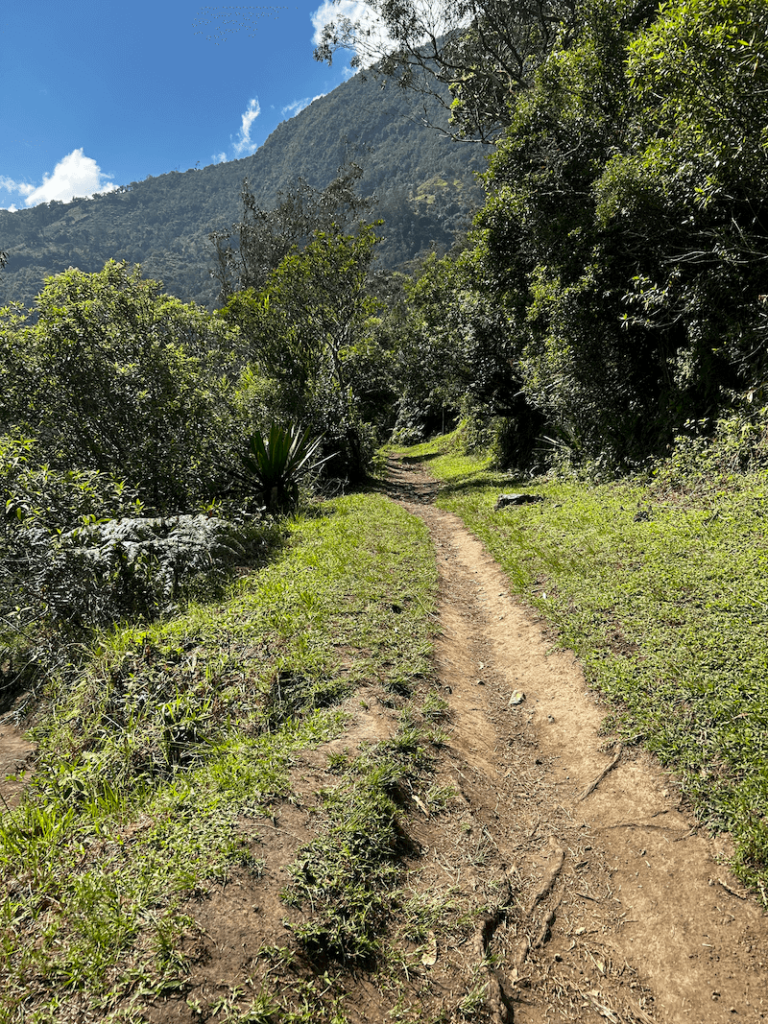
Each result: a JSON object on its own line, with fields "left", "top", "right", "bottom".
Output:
{"left": 0, "top": 725, "right": 35, "bottom": 811}
{"left": 385, "top": 456, "right": 768, "bottom": 1023}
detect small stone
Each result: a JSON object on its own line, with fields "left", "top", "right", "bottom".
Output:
{"left": 509, "top": 690, "right": 526, "bottom": 706}
{"left": 477, "top": 679, "right": 485, "bottom": 686}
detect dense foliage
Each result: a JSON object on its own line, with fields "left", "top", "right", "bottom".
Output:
{"left": 9, "top": 262, "right": 245, "bottom": 508}
{"left": 383, "top": 0, "right": 768, "bottom": 471}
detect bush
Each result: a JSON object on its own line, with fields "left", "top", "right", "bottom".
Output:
{"left": 653, "top": 405, "right": 768, "bottom": 493}
{"left": 0, "top": 437, "right": 278, "bottom": 708}
{"left": 13, "top": 261, "right": 244, "bottom": 511}
{"left": 239, "top": 422, "right": 328, "bottom": 512}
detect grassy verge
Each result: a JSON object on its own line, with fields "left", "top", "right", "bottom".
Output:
{"left": 395, "top": 432, "right": 768, "bottom": 903}
{"left": 0, "top": 492, "right": 438, "bottom": 1023}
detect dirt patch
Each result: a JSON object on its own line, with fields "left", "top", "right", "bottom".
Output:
{"left": 0, "top": 720, "right": 35, "bottom": 810}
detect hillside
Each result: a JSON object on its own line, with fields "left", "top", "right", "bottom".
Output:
{"left": 0, "top": 74, "right": 486, "bottom": 309}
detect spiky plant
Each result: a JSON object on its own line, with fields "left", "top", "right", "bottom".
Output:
{"left": 241, "top": 422, "right": 328, "bottom": 512}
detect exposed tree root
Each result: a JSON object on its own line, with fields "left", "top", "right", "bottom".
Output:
{"left": 578, "top": 743, "right": 623, "bottom": 802}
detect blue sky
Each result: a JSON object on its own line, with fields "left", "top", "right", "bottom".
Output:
{"left": 0, "top": 1, "right": 373, "bottom": 211}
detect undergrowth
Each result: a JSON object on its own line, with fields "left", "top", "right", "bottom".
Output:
{"left": 0, "top": 492, "right": 438, "bottom": 1023}
{"left": 397, "top": 421, "right": 768, "bottom": 903}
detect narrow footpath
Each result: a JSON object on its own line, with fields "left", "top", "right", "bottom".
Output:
{"left": 384, "top": 455, "right": 768, "bottom": 1023}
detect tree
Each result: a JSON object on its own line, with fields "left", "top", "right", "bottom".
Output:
{"left": 601, "top": 0, "right": 768, "bottom": 386}
{"left": 451, "top": 0, "right": 768, "bottom": 471}
{"left": 314, "top": 0, "right": 579, "bottom": 140}
{"left": 18, "top": 261, "right": 243, "bottom": 509}
{"left": 210, "top": 164, "right": 373, "bottom": 301}
{"left": 223, "top": 225, "right": 383, "bottom": 478}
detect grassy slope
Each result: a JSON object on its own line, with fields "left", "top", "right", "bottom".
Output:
{"left": 395, "top": 434, "right": 768, "bottom": 902}
{"left": 0, "top": 493, "right": 439, "bottom": 1023}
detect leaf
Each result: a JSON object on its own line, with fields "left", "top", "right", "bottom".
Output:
{"left": 421, "top": 930, "right": 438, "bottom": 966}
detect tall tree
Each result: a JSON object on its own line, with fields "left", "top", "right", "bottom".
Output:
{"left": 222, "top": 225, "right": 383, "bottom": 478}
{"left": 314, "top": 0, "right": 578, "bottom": 140}
{"left": 20, "top": 261, "right": 242, "bottom": 509}
{"left": 210, "top": 164, "right": 373, "bottom": 300}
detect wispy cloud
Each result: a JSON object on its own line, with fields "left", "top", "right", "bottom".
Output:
{"left": 0, "top": 175, "right": 36, "bottom": 203}
{"left": 0, "top": 150, "right": 115, "bottom": 209}
{"left": 233, "top": 97, "right": 261, "bottom": 156}
{"left": 281, "top": 94, "right": 326, "bottom": 119}
{"left": 193, "top": 5, "right": 290, "bottom": 45}
{"left": 213, "top": 151, "right": 228, "bottom": 164}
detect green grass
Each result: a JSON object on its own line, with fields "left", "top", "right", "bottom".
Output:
{"left": 395, "top": 431, "right": 768, "bottom": 902}
{"left": 0, "top": 492, "right": 438, "bottom": 1023}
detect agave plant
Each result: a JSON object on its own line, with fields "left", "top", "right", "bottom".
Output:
{"left": 241, "top": 422, "right": 328, "bottom": 512}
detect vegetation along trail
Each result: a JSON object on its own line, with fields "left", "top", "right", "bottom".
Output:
{"left": 384, "top": 454, "right": 768, "bottom": 1023}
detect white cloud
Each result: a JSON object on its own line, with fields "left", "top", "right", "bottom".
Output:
{"left": 233, "top": 97, "right": 261, "bottom": 156}
{"left": 282, "top": 97, "right": 310, "bottom": 118}
{"left": 281, "top": 94, "right": 326, "bottom": 119}
{"left": 213, "top": 151, "right": 228, "bottom": 164}
{"left": 311, "top": 1, "right": 390, "bottom": 67}
{"left": 2, "top": 150, "right": 116, "bottom": 208}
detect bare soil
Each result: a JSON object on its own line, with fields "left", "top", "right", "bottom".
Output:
{"left": 0, "top": 723, "right": 35, "bottom": 811}
{"left": 4, "top": 456, "right": 768, "bottom": 1022}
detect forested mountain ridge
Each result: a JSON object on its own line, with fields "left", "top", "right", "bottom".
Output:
{"left": 0, "top": 72, "right": 485, "bottom": 309}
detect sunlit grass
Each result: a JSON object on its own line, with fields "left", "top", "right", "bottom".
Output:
{"left": 0, "top": 493, "right": 438, "bottom": 1023}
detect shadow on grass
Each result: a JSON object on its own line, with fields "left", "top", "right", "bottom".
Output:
{"left": 396, "top": 451, "right": 444, "bottom": 464}
{"left": 436, "top": 472, "right": 525, "bottom": 496}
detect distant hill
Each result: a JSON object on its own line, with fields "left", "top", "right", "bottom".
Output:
{"left": 0, "top": 73, "right": 487, "bottom": 309}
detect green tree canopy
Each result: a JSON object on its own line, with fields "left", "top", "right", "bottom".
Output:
{"left": 9, "top": 261, "right": 244, "bottom": 509}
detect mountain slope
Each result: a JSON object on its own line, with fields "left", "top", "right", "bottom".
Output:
{"left": 0, "top": 73, "right": 487, "bottom": 309}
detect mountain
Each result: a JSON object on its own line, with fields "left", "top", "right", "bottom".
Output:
{"left": 0, "top": 73, "right": 487, "bottom": 309}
